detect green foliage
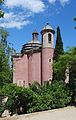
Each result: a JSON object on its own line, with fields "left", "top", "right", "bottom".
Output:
{"left": 54, "top": 26, "right": 64, "bottom": 61}
{"left": 51, "top": 81, "right": 71, "bottom": 108}
{"left": 2, "top": 84, "right": 36, "bottom": 115}
{"left": 0, "top": 0, "right": 4, "bottom": 3}
{"left": 53, "top": 47, "right": 76, "bottom": 104}
{"left": 0, "top": 0, "right": 4, "bottom": 18}
{"left": 53, "top": 53, "right": 70, "bottom": 81}
{"left": 30, "top": 82, "right": 41, "bottom": 94}
{"left": 30, "top": 81, "right": 71, "bottom": 111}
{"left": 0, "top": 28, "right": 13, "bottom": 87}
{"left": 74, "top": 17, "right": 76, "bottom": 21}
{"left": 0, "top": 104, "right": 5, "bottom": 116}
{"left": 1, "top": 81, "right": 71, "bottom": 116}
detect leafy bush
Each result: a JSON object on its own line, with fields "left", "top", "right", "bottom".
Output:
{"left": 53, "top": 47, "right": 76, "bottom": 105}
{"left": 30, "top": 81, "right": 71, "bottom": 111}
{"left": 2, "top": 84, "right": 35, "bottom": 115}
{"left": 0, "top": 104, "right": 5, "bottom": 117}
{"left": 1, "top": 82, "right": 71, "bottom": 116}
{"left": 51, "top": 81, "right": 71, "bottom": 108}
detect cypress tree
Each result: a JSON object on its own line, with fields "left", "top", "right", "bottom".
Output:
{"left": 54, "top": 26, "right": 64, "bottom": 61}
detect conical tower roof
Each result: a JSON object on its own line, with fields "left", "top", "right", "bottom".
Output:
{"left": 41, "top": 23, "right": 55, "bottom": 34}
{"left": 42, "top": 23, "right": 53, "bottom": 30}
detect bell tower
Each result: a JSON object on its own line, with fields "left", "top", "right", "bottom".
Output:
{"left": 41, "top": 23, "right": 55, "bottom": 83}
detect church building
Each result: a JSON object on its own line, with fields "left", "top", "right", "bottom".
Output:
{"left": 13, "top": 23, "right": 55, "bottom": 87}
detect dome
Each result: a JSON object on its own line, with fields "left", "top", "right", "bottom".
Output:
{"left": 42, "top": 23, "right": 53, "bottom": 31}
{"left": 32, "top": 30, "right": 39, "bottom": 35}
{"left": 28, "top": 40, "right": 40, "bottom": 44}
{"left": 41, "top": 23, "right": 55, "bottom": 34}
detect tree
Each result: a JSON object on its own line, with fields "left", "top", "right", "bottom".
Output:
{"left": 0, "top": 0, "right": 4, "bottom": 3}
{"left": 53, "top": 47, "right": 76, "bottom": 104}
{"left": 74, "top": 17, "right": 76, "bottom": 21}
{"left": 54, "top": 26, "right": 64, "bottom": 61}
{"left": 53, "top": 53, "right": 69, "bottom": 81}
{"left": 0, "top": 28, "right": 13, "bottom": 87}
{"left": 0, "top": 0, "right": 4, "bottom": 18}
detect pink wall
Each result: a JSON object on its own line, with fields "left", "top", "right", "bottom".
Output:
{"left": 13, "top": 48, "right": 54, "bottom": 87}
{"left": 13, "top": 54, "right": 28, "bottom": 87}
{"left": 28, "top": 52, "right": 41, "bottom": 85}
{"left": 42, "top": 48, "right": 54, "bottom": 83}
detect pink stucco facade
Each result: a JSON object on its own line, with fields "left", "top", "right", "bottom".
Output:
{"left": 28, "top": 52, "right": 41, "bottom": 85}
{"left": 13, "top": 54, "right": 28, "bottom": 87}
{"left": 13, "top": 23, "right": 55, "bottom": 87}
{"left": 42, "top": 48, "right": 54, "bottom": 83}
{"left": 13, "top": 52, "right": 41, "bottom": 87}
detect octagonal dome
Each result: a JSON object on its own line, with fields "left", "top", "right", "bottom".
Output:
{"left": 41, "top": 23, "right": 55, "bottom": 34}
{"left": 42, "top": 23, "right": 53, "bottom": 30}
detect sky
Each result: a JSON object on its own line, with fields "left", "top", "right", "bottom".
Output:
{"left": 0, "top": 0, "right": 76, "bottom": 52}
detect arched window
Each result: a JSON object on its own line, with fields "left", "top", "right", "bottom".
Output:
{"left": 48, "top": 33, "right": 51, "bottom": 43}
{"left": 42, "top": 35, "right": 43, "bottom": 43}
{"left": 49, "top": 58, "right": 51, "bottom": 63}
{"left": 48, "top": 58, "right": 52, "bottom": 63}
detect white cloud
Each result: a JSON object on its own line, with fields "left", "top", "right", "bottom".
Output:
{"left": 48, "top": 0, "right": 70, "bottom": 6}
{"left": 0, "top": 0, "right": 70, "bottom": 29}
{"left": 48, "top": 0, "right": 56, "bottom": 4}
{"left": 59, "top": 0, "right": 70, "bottom": 6}
{"left": 0, "top": 12, "right": 31, "bottom": 29}
{"left": 5, "top": 0, "right": 45, "bottom": 13}
{"left": 1, "top": 0, "right": 45, "bottom": 29}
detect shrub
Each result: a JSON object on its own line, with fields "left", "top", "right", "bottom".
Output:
{"left": 51, "top": 81, "right": 71, "bottom": 108}
{"left": 1, "top": 82, "right": 71, "bottom": 116}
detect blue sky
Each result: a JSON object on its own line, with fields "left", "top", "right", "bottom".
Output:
{"left": 0, "top": 0, "right": 76, "bottom": 52}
